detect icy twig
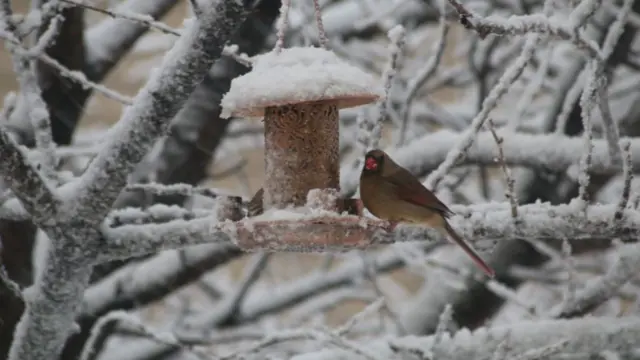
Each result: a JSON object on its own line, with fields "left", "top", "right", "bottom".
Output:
{"left": 1, "top": 6, "right": 58, "bottom": 179}
{"left": 370, "top": 25, "right": 405, "bottom": 150}
{"left": 0, "top": 126, "right": 60, "bottom": 218}
{"left": 486, "top": 280, "right": 538, "bottom": 317}
{"left": 596, "top": 76, "right": 621, "bottom": 166}
{"left": 59, "top": 0, "right": 252, "bottom": 67}
{"left": 81, "top": 244, "right": 242, "bottom": 319}
{"left": 100, "top": 201, "right": 640, "bottom": 263}
{"left": 287, "top": 289, "right": 377, "bottom": 327}
{"left": 359, "top": 255, "right": 405, "bottom": 334}
{"left": 82, "top": 197, "right": 245, "bottom": 318}
{"left": 593, "top": 0, "right": 634, "bottom": 165}
{"left": 79, "top": 311, "right": 209, "bottom": 360}
{"left": 125, "top": 182, "right": 244, "bottom": 201}
{"left": 6, "top": 2, "right": 250, "bottom": 359}
{"left": 341, "top": 129, "right": 640, "bottom": 200}
{"left": 510, "top": 45, "right": 552, "bottom": 130}
{"left": 514, "top": 339, "right": 570, "bottom": 360}
{"left": 398, "top": 9, "right": 449, "bottom": 145}
{"left": 312, "top": 0, "right": 328, "bottom": 48}
{"left": 432, "top": 303, "right": 453, "bottom": 349}
{"left": 560, "top": 239, "right": 577, "bottom": 309}
{"left": 600, "top": 0, "right": 634, "bottom": 60}
{"left": 614, "top": 141, "right": 633, "bottom": 222}
{"left": 274, "top": 0, "right": 291, "bottom": 53}
{"left": 576, "top": 62, "right": 597, "bottom": 210}
{"left": 336, "top": 297, "right": 386, "bottom": 336}
{"left": 424, "top": 256, "right": 537, "bottom": 315}
{"left": 445, "top": 0, "right": 601, "bottom": 59}
{"left": 425, "top": 34, "right": 540, "bottom": 189}
{"left": 188, "top": 0, "right": 201, "bottom": 17}
{"left": 0, "top": 30, "right": 134, "bottom": 105}
{"left": 191, "top": 252, "right": 271, "bottom": 328}
{"left": 71, "top": 2, "right": 248, "bottom": 220}
{"left": 553, "top": 69, "right": 585, "bottom": 134}
{"left": 314, "top": 316, "right": 640, "bottom": 360}
{"left": 549, "top": 243, "right": 640, "bottom": 318}
{"left": 106, "top": 204, "right": 216, "bottom": 227}
{"left": 28, "top": 13, "right": 62, "bottom": 57}
{"left": 184, "top": 250, "right": 405, "bottom": 331}
{"left": 487, "top": 119, "right": 518, "bottom": 220}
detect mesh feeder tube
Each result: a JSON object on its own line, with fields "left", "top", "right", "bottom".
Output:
{"left": 221, "top": 47, "right": 383, "bottom": 210}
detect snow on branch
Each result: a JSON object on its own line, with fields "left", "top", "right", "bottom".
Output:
{"left": 445, "top": 0, "right": 601, "bottom": 59}
{"left": 0, "top": 126, "right": 59, "bottom": 219}
{"left": 82, "top": 244, "right": 242, "bottom": 318}
{"left": 71, "top": 0, "right": 250, "bottom": 220}
{"left": 550, "top": 242, "right": 640, "bottom": 318}
{"left": 342, "top": 130, "right": 640, "bottom": 194}
{"left": 4, "top": 2, "right": 252, "bottom": 360}
{"left": 99, "top": 201, "right": 640, "bottom": 264}
{"left": 293, "top": 316, "right": 640, "bottom": 359}
{"left": 83, "top": 0, "right": 179, "bottom": 78}
{"left": 61, "top": 0, "right": 252, "bottom": 67}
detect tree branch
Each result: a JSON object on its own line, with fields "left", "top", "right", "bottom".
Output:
{"left": 100, "top": 202, "right": 640, "bottom": 263}
{"left": 71, "top": 0, "right": 250, "bottom": 221}
{"left": 6, "top": 2, "right": 251, "bottom": 360}
{"left": 342, "top": 130, "right": 640, "bottom": 194}
{"left": 0, "top": 126, "right": 59, "bottom": 219}
{"left": 294, "top": 316, "right": 640, "bottom": 359}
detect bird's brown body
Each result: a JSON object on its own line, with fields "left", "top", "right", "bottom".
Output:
{"left": 360, "top": 149, "right": 495, "bottom": 277}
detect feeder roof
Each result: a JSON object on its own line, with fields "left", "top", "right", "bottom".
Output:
{"left": 220, "top": 46, "right": 384, "bottom": 118}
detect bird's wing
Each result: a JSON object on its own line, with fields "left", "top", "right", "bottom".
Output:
{"left": 386, "top": 167, "right": 454, "bottom": 218}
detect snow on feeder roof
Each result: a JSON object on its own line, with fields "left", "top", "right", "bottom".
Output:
{"left": 220, "top": 46, "right": 384, "bottom": 118}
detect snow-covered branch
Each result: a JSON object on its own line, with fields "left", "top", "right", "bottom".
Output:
{"left": 99, "top": 201, "right": 640, "bottom": 263}
{"left": 84, "top": 0, "right": 180, "bottom": 78}
{"left": 0, "top": 126, "right": 59, "bottom": 219}
{"left": 5, "top": 2, "right": 251, "bottom": 360}
{"left": 293, "top": 316, "right": 640, "bottom": 359}
{"left": 2, "top": 0, "right": 640, "bottom": 358}
{"left": 72, "top": 1, "right": 250, "bottom": 220}
{"left": 550, "top": 242, "right": 640, "bottom": 318}
{"left": 341, "top": 130, "right": 640, "bottom": 194}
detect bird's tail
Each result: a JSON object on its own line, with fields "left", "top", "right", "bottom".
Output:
{"left": 443, "top": 221, "right": 495, "bottom": 278}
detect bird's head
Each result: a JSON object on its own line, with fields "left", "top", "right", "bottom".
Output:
{"left": 362, "top": 149, "right": 386, "bottom": 175}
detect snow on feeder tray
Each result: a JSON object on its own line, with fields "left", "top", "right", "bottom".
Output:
{"left": 227, "top": 204, "right": 398, "bottom": 252}
{"left": 220, "top": 46, "right": 384, "bottom": 210}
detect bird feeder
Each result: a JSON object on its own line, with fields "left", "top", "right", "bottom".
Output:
{"left": 221, "top": 47, "right": 383, "bottom": 210}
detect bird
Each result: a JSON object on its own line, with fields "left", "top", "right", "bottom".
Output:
{"left": 359, "top": 149, "right": 495, "bottom": 278}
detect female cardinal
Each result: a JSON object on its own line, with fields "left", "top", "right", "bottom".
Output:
{"left": 359, "top": 149, "right": 495, "bottom": 278}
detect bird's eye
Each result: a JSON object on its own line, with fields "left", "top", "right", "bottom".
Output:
{"left": 365, "top": 157, "right": 378, "bottom": 170}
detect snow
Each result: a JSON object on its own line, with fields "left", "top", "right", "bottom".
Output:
{"left": 387, "top": 24, "right": 405, "bottom": 44}
{"left": 246, "top": 205, "right": 347, "bottom": 223}
{"left": 7, "top": 0, "right": 640, "bottom": 358}
{"left": 220, "top": 46, "right": 384, "bottom": 118}
{"left": 306, "top": 188, "right": 340, "bottom": 211}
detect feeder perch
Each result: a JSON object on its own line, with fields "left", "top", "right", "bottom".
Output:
{"left": 230, "top": 215, "right": 394, "bottom": 252}
{"left": 220, "top": 47, "right": 383, "bottom": 210}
